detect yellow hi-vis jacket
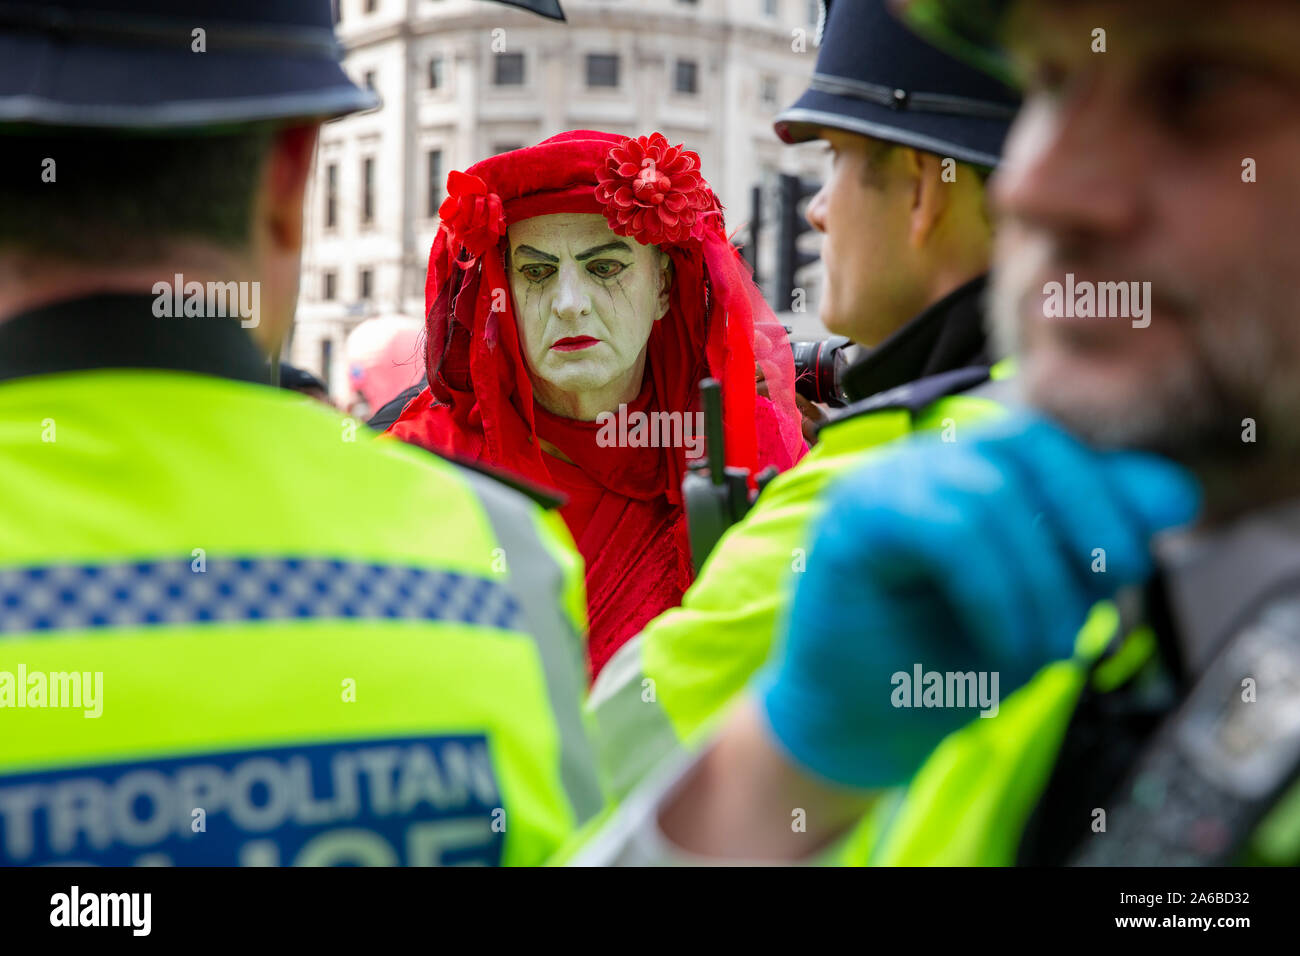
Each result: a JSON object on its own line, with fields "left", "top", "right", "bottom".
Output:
{"left": 0, "top": 294, "right": 602, "bottom": 866}
{"left": 587, "top": 361, "right": 1011, "bottom": 799}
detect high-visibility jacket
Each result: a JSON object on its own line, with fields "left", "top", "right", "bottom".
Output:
{"left": 588, "top": 360, "right": 1013, "bottom": 798}
{"left": 842, "top": 602, "right": 1300, "bottom": 865}
{"left": 565, "top": 596, "right": 1300, "bottom": 867}
{"left": 0, "top": 295, "right": 602, "bottom": 866}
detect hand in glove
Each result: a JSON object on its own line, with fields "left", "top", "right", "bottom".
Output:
{"left": 760, "top": 416, "right": 1201, "bottom": 789}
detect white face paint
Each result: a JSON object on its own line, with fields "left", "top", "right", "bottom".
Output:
{"left": 507, "top": 213, "right": 671, "bottom": 421}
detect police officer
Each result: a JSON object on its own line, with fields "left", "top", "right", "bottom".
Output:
{"left": 576, "top": 0, "right": 1300, "bottom": 866}
{"left": 778, "top": 0, "right": 1018, "bottom": 403}
{"left": 585, "top": 0, "right": 1020, "bottom": 799}
{"left": 0, "top": 0, "right": 600, "bottom": 866}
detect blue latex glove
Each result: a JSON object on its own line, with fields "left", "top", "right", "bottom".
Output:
{"left": 760, "top": 415, "right": 1201, "bottom": 789}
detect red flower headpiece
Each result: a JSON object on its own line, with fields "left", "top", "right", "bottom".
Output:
{"left": 438, "top": 170, "right": 506, "bottom": 267}
{"left": 594, "top": 133, "right": 720, "bottom": 246}
{"left": 436, "top": 133, "right": 721, "bottom": 262}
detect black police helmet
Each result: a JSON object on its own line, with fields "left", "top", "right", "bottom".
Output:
{"left": 0, "top": 0, "right": 377, "bottom": 129}
{"left": 775, "top": 0, "right": 1020, "bottom": 168}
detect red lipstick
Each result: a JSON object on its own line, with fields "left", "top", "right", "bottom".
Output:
{"left": 551, "top": 336, "right": 600, "bottom": 352}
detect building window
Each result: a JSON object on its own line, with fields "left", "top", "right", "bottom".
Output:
{"left": 586, "top": 53, "right": 620, "bottom": 89}
{"left": 807, "top": 0, "right": 820, "bottom": 25}
{"left": 320, "top": 339, "right": 333, "bottom": 391}
{"left": 763, "top": 0, "right": 778, "bottom": 16}
{"left": 492, "top": 142, "right": 524, "bottom": 156}
{"left": 674, "top": 59, "right": 698, "bottom": 95}
{"left": 324, "top": 163, "right": 338, "bottom": 229}
{"left": 361, "top": 156, "right": 375, "bottom": 226}
{"left": 365, "top": 0, "right": 379, "bottom": 12}
{"left": 323, "top": 271, "right": 337, "bottom": 301}
{"left": 494, "top": 52, "right": 524, "bottom": 86}
{"left": 360, "top": 268, "right": 374, "bottom": 301}
{"left": 760, "top": 74, "right": 779, "bottom": 109}
{"left": 429, "top": 56, "right": 444, "bottom": 90}
{"left": 427, "top": 149, "right": 443, "bottom": 218}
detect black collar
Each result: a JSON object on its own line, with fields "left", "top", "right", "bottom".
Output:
{"left": 840, "top": 274, "right": 992, "bottom": 403}
{"left": 0, "top": 294, "right": 269, "bottom": 387}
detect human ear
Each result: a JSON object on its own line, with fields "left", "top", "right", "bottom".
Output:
{"left": 908, "top": 149, "right": 952, "bottom": 250}
{"left": 656, "top": 250, "right": 673, "bottom": 318}
{"left": 246, "top": 122, "right": 320, "bottom": 353}
{"left": 260, "top": 123, "right": 319, "bottom": 253}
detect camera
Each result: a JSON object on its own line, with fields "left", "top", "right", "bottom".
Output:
{"left": 789, "top": 335, "right": 852, "bottom": 408}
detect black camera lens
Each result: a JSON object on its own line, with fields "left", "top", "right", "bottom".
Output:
{"left": 790, "top": 335, "right": 851, "bottom": 407}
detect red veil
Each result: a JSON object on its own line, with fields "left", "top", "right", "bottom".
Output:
{"left": 389, "top": 130, "right": 805, "bottom": 676}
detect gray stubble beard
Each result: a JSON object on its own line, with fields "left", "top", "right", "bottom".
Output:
{"left": 988, "top": 237, "right": 1300, "bottom": 466}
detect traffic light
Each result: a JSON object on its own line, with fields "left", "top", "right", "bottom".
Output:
{"left": 775, "top": 173, "right": 821, "bottom": 312}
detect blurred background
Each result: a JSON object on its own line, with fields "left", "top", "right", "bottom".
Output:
{"left": 287, "top": 0, "right": 833, "bottom": 416}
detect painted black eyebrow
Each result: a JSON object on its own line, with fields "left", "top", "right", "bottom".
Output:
{"left": 514, "top": 244, "right": 559, "bottom": 263}
{"left": 575, "top": 241, "right": 633, "bottom": 261}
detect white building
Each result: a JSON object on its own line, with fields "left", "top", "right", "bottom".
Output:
{"left": 293, "top": 0, "right": 828, "bottom": 401}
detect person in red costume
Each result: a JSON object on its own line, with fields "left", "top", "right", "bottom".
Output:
{"left": 388, "top": 130, "right": 806, "bottom": 677}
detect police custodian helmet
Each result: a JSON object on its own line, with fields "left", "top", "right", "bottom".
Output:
{"left": 774, "top": 0, "right": 1020, "bottom": 168}
{"left": 0, "top": 0, "right": 377, "bottom": 129}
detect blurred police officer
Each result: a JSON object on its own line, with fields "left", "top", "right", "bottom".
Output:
{"left": 576, "top": 0, "right": 1300, "bottom": 866}
{"left": 585, "top": 0, "right": 1020, "bottom": 800}
{"left": 0, "top": 0, "right": 600, "bottom": 866}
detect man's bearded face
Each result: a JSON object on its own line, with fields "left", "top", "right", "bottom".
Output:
{"left": 507, "top": 213, "right": 670, "bottom": 418}
{"left": 989, "top": 0, "right": 1300, "bottom": 463}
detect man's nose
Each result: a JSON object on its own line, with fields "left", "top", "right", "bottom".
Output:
{"left": 993, "top": 82, "right": 1145, "bottom": 242}
{"left": 551, "top": 265, "right": 592, "bottom": 320}
{"left": 805, "top": 183, "right": 829, "bottom": 234}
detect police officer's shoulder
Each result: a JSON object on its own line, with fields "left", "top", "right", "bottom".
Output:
{"left": 821, "top": 366, "right": 992, "bottom": 432}
{"left": 442, "top": 454, "right": 566, "bottom": 511}
{"left": 365, "top": 397, "right": 564, "bottom": 510}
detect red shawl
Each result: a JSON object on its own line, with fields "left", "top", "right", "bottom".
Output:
{"left": 389, "top": 130, "right": 805, "bottom": 677}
